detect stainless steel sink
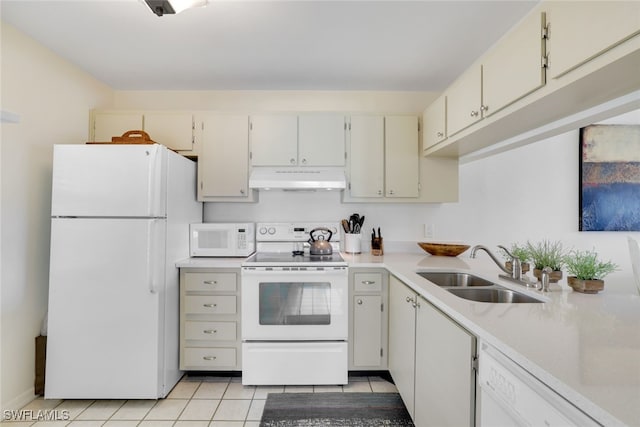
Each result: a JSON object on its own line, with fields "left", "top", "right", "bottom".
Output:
{"left": 417, "top": 271, "right": 494, "bottom": 287}
{"left": 447, "top": 287, "right": 543, "bottom": 303}
{"left": 417, "top": 271, "right": 543, "bottom": 303}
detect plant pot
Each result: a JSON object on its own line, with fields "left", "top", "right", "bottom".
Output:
{"left": 533, "top": 268, "right": 563, "bottom": 283}
{"left": 505, "top": 261, "right": 530, "bottom": 274}
{"left": 567, "top": 276, "right": 604, "bottom": 294}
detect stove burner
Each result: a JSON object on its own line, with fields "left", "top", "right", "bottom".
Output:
{"left": 292, "top": 251, "right": 305, "bottom": 256}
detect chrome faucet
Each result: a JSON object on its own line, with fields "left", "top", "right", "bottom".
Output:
{"left": 470, "top": 244, "right": 525, "bottom": 284}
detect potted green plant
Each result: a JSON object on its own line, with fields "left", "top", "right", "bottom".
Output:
{"left": 526, "top": 239, "right": 565, "bottom": 283}
{"left": 564, "top": 249, "right": 618, "bottom": 294}
{"left": 501, "top": 243, "right": 530, "bottom": 274}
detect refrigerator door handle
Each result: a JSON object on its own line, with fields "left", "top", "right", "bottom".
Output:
{"left": 147, "top": 220, "right": 157, "bottom": 294}
{"left": 147, "top": 148, "right": 156, "bottom": 216}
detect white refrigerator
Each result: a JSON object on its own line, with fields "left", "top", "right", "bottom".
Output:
{"left": 45, "top": 144, "right": 202, "bottom": 399}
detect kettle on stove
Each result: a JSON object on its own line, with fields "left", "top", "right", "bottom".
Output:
{"left": 308, "top": 227, "right": 333, "bottom": 255}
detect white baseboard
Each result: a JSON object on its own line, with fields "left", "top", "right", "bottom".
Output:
{"left": 2, "top": 387, "right": 36, "bottom": 411}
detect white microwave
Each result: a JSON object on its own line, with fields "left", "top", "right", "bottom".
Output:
{"left": 190, "top": 223, "right": 255, "bottom": 257}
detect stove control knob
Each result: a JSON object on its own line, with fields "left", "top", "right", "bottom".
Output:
{"left": 268, "top": 227, "right": 276, "bottom": 235}
{"left": 259, "top": 227, "right": 267, "bottom": 235}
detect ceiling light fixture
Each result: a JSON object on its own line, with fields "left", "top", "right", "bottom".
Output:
{"left": 144, "top": 0, "right": 208, "bottom": 17}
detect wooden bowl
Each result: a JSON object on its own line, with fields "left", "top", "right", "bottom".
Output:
{"left": 418, "top": 242, "right": 470, "bottom": 257}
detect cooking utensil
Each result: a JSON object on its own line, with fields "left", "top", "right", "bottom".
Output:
{"left": 341, "top": 219, "right": 350, "bottom": 234}
{"left": 308, "top": 227, "right": 333, "bottom": 255}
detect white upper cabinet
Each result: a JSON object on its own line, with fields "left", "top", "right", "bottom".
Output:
{"left": 422, "top": 94, "right": 447, "bottom": 152}
{"left": 482, "top": 10, "right": 547, "bottom": 117}
{"left": 249, "top": 114, "right": 298, "bottom": 166}
{"left": 347, "top": 115, "right": 420, "bottom": 200}
{"left": 447, "top": 11, "right": 546, "bottom": 138}
{"left": 348, "top": 115, "right": 385, "bottom": 198}
{"left": 249, "top": 113, "right": 346, "bottom": 167}
{"left": 546, "top": 1, "right": 640, "bottom": 79}
{"left": 385, "top": 116, "right": 419, "bottom": 198}
{"left": 92, "top": 112, "right": 143, "bottom": 142}
{"left": 198, "top": 114, "right": 254, "bottom": 201}
{"left": 298, "top": 114, "right": 346, "bottom": 166}
{"left": 446, "top": 67, "right": 483, "bottom": 137}
{"left": 144, "top": 112, "right": 195, "bottom": 152}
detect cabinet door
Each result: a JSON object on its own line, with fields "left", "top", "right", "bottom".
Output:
{"left": 547, "top": 1, "right": 640, "bottom": 79}
{"left": 446, "top": 67, "right": 482, "bottom": 136}
{"left": 198, "top": 114, "right": 250, "bottom": 199}
{"left": 92, "top": 112, "right": 143, "bottom": 142}
{"left": 348, "top": 115, "right": 384, "bottom": 198}
{"left": 385, "top": 116, "right": 419, "bottom": 198}
{"left": 423, "top": 95, "right": 447, "bottom": 151}
{"left": 250, "top": 114, "right": 298, "bottom": 166}
{"left": 352, "top": 295, "right": 383, "bottom": 367}
{"left": 298, "top": 114, "right": 346, "bottom": 166}
{"left": 483, "top": 11, "right": 546, "bottom": 117}
{"left": 388, "top": 276, "right": 416, "bottom": 418}
{"left": 415, "top": 297, "right": 476, "bottom": 427}
{"left": 144, "top": 112, "right": 194, "bottom": 152}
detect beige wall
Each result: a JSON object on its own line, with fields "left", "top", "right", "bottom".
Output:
{"left": 112, "top": 90, "right": 435, "bottom": 113}
{"left": 0, "top": 23, "right": 113, "bottom": 410}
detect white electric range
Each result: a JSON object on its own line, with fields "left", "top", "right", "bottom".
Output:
{"left": 240, "top": 222, "right": 348, "bottom": 386}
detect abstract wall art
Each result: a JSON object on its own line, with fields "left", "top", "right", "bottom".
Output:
{"left": 580, "top": 124, "right": 640, "bottom": 231}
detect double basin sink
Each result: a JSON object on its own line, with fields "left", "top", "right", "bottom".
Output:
{"left": 417, "top": 272, "right": 543, "bottom": 303}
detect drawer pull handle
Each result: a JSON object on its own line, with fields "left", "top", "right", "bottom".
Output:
{"left": 203, "top": 303, "right": 218, "bottom": 308}
{"left": 203, "top": 280, "right": 218, "bottom": 285}
{"left": 361, "top": 280, "right": 375, "bottom": 285}
{"left": 203, "top": 356, "right": 217, "bottom": 361}
{"left": 203, "top": 329, "right": 218, "bottom": 334}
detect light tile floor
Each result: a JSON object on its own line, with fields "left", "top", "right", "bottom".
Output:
{"left": 2, "top": 375, "right": 398, "bottom": 426}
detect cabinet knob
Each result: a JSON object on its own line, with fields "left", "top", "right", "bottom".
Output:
{"left": 301, "top": 158, "right": 307, "bottom": 164}
{"left": 480, "top": 105, "right": 489, "bottom": 112}
{"left": 377, "top": 190, "right": 383, "bottom": 195}
{"left": 204, "top": 329, "right": 218, "bottom": 334}
{"left": 240, "top": 189, "right": 245, "bottom": 195}
{"left": 290, "top": 158, "right": 296, "bottom": 165}
{"left": 357, "top": 299, "right": 363, "bottom": 305}
{"left": 203, "top": 356, "right": 217, "bottom": 361}
{"left": 470, "top": 111, "right": 479, "bottom": 118}
{"left": 203, "top": 303, "right": 217, "bottom": 308}
{"left": 361, "top": 280, "right": 375, "bottom": 285}
{"left": 436, "top": 131, "right": 444, "bottom": 138}
{"left": 203, "top": 280, "right": 218, "bottom": 285}
{"left": 406, "top": 296, "right": 414, "bottom": 303}
{"left": 388, "top": 190, "right": 395, "bottom": 195}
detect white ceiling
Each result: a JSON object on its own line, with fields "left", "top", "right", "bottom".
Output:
{"left": 1, "top": 0, "right": 539, "bottom": 91}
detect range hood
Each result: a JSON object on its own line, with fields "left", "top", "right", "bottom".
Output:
{"left": 249, "top": 168, "right": 346, "bottom": 191}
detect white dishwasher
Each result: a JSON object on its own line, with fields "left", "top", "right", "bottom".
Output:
{"left": 477, "top": 342, "right": 601, "bottom": 427}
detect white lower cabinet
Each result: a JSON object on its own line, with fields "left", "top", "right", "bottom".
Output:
{"left": 389, "top": 275, "right": 476, "bottom": 426}
{"left": 349, "top": 269, "right": 388, "bottom": 370}
{"left": 180, "top": 268, "right": 241, "bottom": 370}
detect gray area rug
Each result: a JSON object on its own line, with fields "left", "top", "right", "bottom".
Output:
{"left": 260, "top": 392, "right": 414, "bottom": 426}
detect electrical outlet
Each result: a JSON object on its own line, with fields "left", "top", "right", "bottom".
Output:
{"left": 424, "top": 223, "right": 435, "bottom": 239}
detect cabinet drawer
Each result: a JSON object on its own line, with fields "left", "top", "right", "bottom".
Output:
{"left": 184, "top": 296, "right": 237, "bottom": 315}
{"left": 354, "top": 273, "right": 383, "bottom": 292}
{"left": 183, "top": 347, "right": 237, "bottom": 368}
{"left": 184, "top": 321, "right": 237, "bottom": 341}
{"left": 184, "top": 272, "right": 237, "bottom": 292}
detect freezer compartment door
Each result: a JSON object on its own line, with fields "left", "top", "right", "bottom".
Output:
{"left": 46, "top": 218, "right": 169, "bottom": 399}
{"left": 51, "top": 144, "right": 167, "bottom": 217}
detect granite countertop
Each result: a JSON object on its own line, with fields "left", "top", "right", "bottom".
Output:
{"left": 177, "top": 252, "right": 640, "bottom": 426}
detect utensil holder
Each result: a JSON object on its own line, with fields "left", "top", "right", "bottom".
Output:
{"left": 344, "top": 233, "right": 362, "bottom": 254}
{"left": 371, "top": 237, "right": 384, "bottom": 256}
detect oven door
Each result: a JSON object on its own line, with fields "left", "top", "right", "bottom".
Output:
{"left": 241, "top": 267, "right": 348, "bottom": 341}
